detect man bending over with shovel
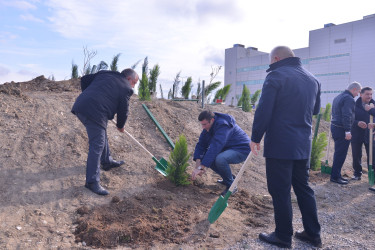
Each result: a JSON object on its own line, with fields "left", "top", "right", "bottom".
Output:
{"left": 191, "top": 110, "right": 251, "bottom": 196}
{"left": 71, "top": 69, "right": 138, "bottom": 196}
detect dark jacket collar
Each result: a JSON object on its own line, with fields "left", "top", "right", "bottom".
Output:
{"left": 266, "top": 57, "right": 301, "bottom": 72}
{"left": 344, "top": 89, "right": 354, "bottom": 98}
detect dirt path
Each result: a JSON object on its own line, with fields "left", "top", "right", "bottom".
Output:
{"left": 0, "top": 77, "right": 374, "bottom": 249}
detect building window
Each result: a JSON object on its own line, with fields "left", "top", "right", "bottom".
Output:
{"left": 334, "top": 38, "right": 346, "bottom": 44}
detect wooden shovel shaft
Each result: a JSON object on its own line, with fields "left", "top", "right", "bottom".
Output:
{"left": 228, "top": 152, "right": 252, "bottom": 192}
{"left": 326, "top": 120, "right": 332, "bottom": 162}
{"left": 111, "top": 120, "right": 154, "bottom": 158}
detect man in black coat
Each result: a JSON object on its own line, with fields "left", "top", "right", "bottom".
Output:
{"left": 330, "top": 82, "right": 362, "bottom": 185}
{"left": 251, "top": 46, "right": 322, "bottom": 248}
{"left": 351, "top": 87, "right": 375, "bottom": 180}
{"left": 72, "top": 69, "right": 138, "bottom": 195}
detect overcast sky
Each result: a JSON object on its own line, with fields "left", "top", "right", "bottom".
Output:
{"left": 1, "top": 0, "right": 374, "bottom": 96}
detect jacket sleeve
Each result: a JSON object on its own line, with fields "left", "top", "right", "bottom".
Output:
{"left": 193, "top": 132, "right": 208, "bottom": 161}
{"left": 251, "top": 74, "right": 279, "bottom": 143}
{"left": 201, "top": 124, "right": 232, "bottom": 167}
{"left": 116, "top": 89, "right": 133, "bottom": 128}
{"left": 341, "top": 96, "right": 355, "bottom": 131}
{"left": 313, "top": 81, "right": 321, "bottom": 115}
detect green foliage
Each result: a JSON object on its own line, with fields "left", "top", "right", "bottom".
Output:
{"left": 90, "top": 65, "right": 97, "bottom": 74}
{"left": 181, "top": 77, "right": 192, "bottom": 99}
{"left": 110, "top": 53, "right": 121, "bottom": 72}
{"left": 214, "top": 84, "right": 231, "bottom": 101}
{"left": 149, "top": 64, "right": 160, "bottom": 93}
{"left": 84, "top": 64, "right": 91, "bottom": 76}
{"left": 251, "top": 89, "right": 261, "bottom": 106}
{"left": 71, "top": 62, "right": 78, "bottom": 79}
{"left": 166, "top": 134, "right": 191, "bottom": 186}
{"left": 138, "top": 72, "right": 151, "bottom": 101}
{"left": 196, "top": 81, "right": 201, "bottom": 99}
{"left": 323, "top": 103, "right": 332, "bottom": 121}
{"left": 172, "top": 71, "right": 181, "bottom": 98}
{"left": 142, "top": 57, "right": 148, "bottom": 75}
{"left": 241, "top": 85, "right": 251, "bottom": 112}
{"left": 97, "top": 61, "right": 108, "bottom": 71}
{"left": 159, "top": 84, "right": 164, "bottom": 99}
{"left": 310, "top": 132, "right": 328, "bottom": 170}
{"left": 168, "top": 88, "right": 172, "bottom": 99}
{"left": 131, "top": 59, "right": 141, "bottom": 70}
{"left": 204, "top": 81, "right": 221, "bottom": 97}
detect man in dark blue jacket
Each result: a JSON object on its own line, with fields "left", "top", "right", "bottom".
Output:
{"left": 351, "top": 87, "right": 375, "bottom": 180}
{"left": 191, "top": 111, "right": 250, "bottom": 196}
{"left": 250, "top": 46, "right": 321, "bottom": 248}
{"left": 72, "top": 69, "right": 138, "bottom": 195}
{"left": 330, "top": 82, "right": 361, "bottom": 185}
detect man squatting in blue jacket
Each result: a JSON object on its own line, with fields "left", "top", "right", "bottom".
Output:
{"left": 71, "top": 69, "right": 139, "bottom": 195}
{"left": 250, "top": 46, "right": 321, "bottom": 248}
{"left": 191, "top": 111, "right": 251, "bottom": 196}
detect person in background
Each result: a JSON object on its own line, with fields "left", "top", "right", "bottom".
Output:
{"left": 330, "top": 82, "right": 362, "bottom": 185}
{"left": 250, "top": 46, "right": 322, "bottom": 248}
{"left": 351, "top": 87, "right": 375, "bottom": 181}
{"left": 191, "top": 110, "right": 250, "bottom": 196}
{"left": 71, "top": 69, "right": 138, "bottom": 195}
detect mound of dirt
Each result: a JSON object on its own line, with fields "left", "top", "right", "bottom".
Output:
{"left": 0, "top": 77, "right": 374, "bottom": 249}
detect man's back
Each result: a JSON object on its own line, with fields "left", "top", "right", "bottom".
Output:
{"left": 252, "top": 57, "right": 320, "bottom": 159}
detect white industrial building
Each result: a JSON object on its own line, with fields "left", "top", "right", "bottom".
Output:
{"left": 224, "top": 14, "right": 375, "bottom": 107}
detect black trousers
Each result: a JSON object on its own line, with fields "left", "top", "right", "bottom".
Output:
{"left": 266, "top": 158, "right": 321, "bottom": 242}
{"left": 351, "top": 140, "right": 375, "bottom": 177}
{"left": 331, "top": 125, "right": 351, "bottom": 179}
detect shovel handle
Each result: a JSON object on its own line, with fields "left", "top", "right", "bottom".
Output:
{"left": 370, "top": 115, "right": 373, "bottom": 165}
{"left": 228, "top": 151, "right": 252, "bottom": 192}
{"left": 111, "top": 120, "right": 154, "bottom": 158}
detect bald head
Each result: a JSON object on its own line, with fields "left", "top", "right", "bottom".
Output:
{"left": 269, "top": 46, "right": 295, "bottom": 64}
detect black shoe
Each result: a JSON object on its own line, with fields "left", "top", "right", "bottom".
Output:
{"left": 217, "top": 174, "right": 236, "bottom": 185}
{"left": 330, "top": 178, "right": 348, "bottom": 185}
{"left": 340, "top": 177, "right": 349, "bottom": 182}
{"left": 102, "top": 160, "right": 125, "bottom": 171}
{"left": 220, "top": 186, "right": 238, "bottom": 196}
{"left": 351, "top": 176, "right": 361, "bottom": 181}
{"left": 259, "top": 232, "right": 291, "bottom": 248}
{"left": 295, "top": 231, "right": 322, "bottom": 248}
{"left": 369, "top": 187, "right": 375, "bottom": 192}
{"left": 85, "top": 182, "right": 109, "bottom": 195}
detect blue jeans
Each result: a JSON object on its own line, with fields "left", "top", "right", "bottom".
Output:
{"left": 210, "top": 150, "right": 249, "bottom": 187}
{"left": 331, "top": 125, "right": 351, "bottom": 179}
{"left": 76, "top": 113, "right": 112, "bottom": 184}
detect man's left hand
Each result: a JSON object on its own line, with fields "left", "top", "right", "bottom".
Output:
{"left": 191, "top": 166, "right": 205, "bottom": 180}
{"left": 117, "top": 127, "right": 124, "bottom": 133}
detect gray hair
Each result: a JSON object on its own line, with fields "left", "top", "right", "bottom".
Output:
{"left": 269, "top": 46, "right": 295, "bottom": 61}
{"left": 347, "top": 81, "right": 362, "bottom": 91}
{"left": 121, "top": 68, "right": 138, "bottom": 79}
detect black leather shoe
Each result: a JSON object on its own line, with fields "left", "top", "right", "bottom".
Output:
{"left": 369, "top": 187, "right": 375, "bottom": 192}
{"left": 295, "top": 231, "right": 322, "bottom": 248}
{"left": 330, "top": 178, "right": 348, "bottom": 185}
{"left": 85, "top": 182, "right": 109, "bottom": 195}
{"left": 351, "top": 176, "right": 361, "bottom": 181}
{"left": 259, "top": 232, "right": 291, "bottom": 248}
{"left": 102, "top": 160, "right": 125, "bottom": 171}
{"left": 217, "top": 174, "right": 236, "bottom": 185}
{"left": 340, "top": 177, "right": 349, "bottom": 182}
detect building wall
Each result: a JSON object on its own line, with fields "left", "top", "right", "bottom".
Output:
{"left": 224, "top": 15, "right": 375, "bottom": 107}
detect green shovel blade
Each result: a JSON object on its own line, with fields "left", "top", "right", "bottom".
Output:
{"left": 369, "top": 165, "right": 374, "bottom": 186}
{"left": 208, "top": 191, "right": 232, "bottom": 224}
{"left": 152, "top": 157, "right": 168, "bottom": 176}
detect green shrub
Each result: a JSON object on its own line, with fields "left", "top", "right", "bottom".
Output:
{"left": 241, "top": 85, "right": 251, "bottom": 112}
{"left": 166, "top": 134, "right": 190, "bottom": 186}
{"left": 323, "top": 103, "right": 331, "bottom": 121}
{"left": 310, "top": 132, "right": 328, "bottom": 170}
{"left": 138, "top": 72, "right": 151, "bottom": 101}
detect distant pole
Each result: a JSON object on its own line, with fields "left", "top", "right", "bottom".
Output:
{"left": 202, "top": 80, "right": 205, "bottom": 108}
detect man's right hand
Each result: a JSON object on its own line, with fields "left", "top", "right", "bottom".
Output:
{"left": 358, "top": 121, "right": 367, "bottom": 129}
{"left": 117, "top": 127, "right": 124, "bottom": 133}
{"left": 250, "top": 141, "right": 261, "bottom": 156}
{"left": 345, "top": 133, "right": 352, "bottom": 140}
